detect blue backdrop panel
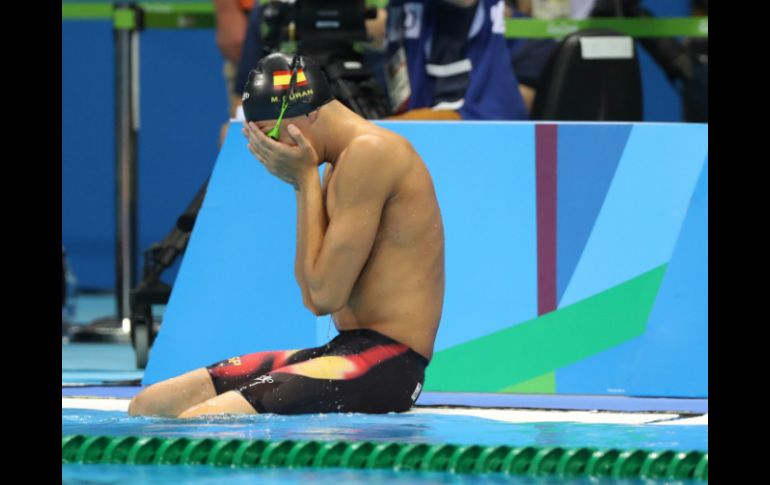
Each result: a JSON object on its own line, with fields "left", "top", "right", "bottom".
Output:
{"left": 638, "top": 0, "right": 690, "bottom": 122}
{"left": 627, "top": 158, "right": 707, "bottom": 396}
{"left": 138, "top": 30, "right": 228, "bottom": 286}
{"left": 143, "top": 123, "right": 317, "bottom": 383}
{"left": 379, "top": 122, "right": 538, "bottom": 351}
{"left": 62, "top": 26, "right": 228, "bottom": 289}
{"left": 556, "top": 124, "right": 631, "bottom": 303}
{"left": 62, "top": 21, "right": 115, "bottom": 289}
{"left": 144, "top": 121, "right": 539, "bottom": 383}
{"left": 558, "top": 124, "right": 707, "bottom": 308}
{"left": 143, "top": 121, "right": 707, "bottom": 398}
{"left": 555, "top": 159, "right": 708, "bottom": 397}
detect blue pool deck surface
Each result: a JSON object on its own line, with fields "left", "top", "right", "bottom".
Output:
{"left": 63, "top": 465, "right": 706, "bottom": 485}
{"left": 63, "top": 405, "right": 708, "bottom": 451}
{"left": 62, "top": 294, "right": 707, "bottom": 484}
{"left": 63, "top": 465, "right": 708, "bottom": 485}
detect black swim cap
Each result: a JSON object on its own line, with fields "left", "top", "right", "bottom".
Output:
{"left": 242, "top": 52, "right": 334, "bottom": 122}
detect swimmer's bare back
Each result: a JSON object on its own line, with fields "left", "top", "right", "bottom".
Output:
{"left": 319, "top": 120, "right": 445, "bottom": 361}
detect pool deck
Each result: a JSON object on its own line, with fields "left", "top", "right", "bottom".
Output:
{"left": 62, "top": 393, "right": 706, "bottom": 427}
{"left": 63, "top": 306, "right": 707, "bottom": 430}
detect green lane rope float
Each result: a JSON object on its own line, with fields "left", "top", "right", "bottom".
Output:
{"left": 63, "top": 435, "right": 708, "bottom": 481}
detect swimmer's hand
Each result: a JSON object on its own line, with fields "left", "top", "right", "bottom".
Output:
{"left": 244, "top": 122, "right": 320, "bottom": 190}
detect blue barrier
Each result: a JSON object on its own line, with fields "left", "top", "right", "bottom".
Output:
{"left": 144, "top": 121, "right": 707, "bottom": 399}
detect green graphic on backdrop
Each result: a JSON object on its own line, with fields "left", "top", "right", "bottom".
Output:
{"left": 501, "top": 372, "right": 556, "bottom": 393}
{"left": 424, "top": 265, "right": 667, "bottom": 393}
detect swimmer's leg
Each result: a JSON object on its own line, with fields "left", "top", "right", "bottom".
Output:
{"left": 177, "top": 391, "right": 256, "bottom": 418}
{"left": 128, "top": 347, "right": 325, "bottom": 418}
{"left": 128, "top": 368, "right": 216, "bottom": 418}
{"left": 182, "top": 341, "right": 426, "bottom": 417}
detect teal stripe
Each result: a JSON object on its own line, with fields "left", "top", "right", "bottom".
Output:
{"left": 425, "top": 266, "right": 666, "bottom": 392}
{"left": 63, "top": 2, "right": 708, "bottom": 39}
{"left": 505, "top": 17, "right": 708, "bottom": 38}
{"left": 113, "top": 9, "right": 136, "bottom": 30}
{"left": 62, "top": 4, "right": 112, "bottom": 20}
{"left": 141, "top": 2, "right": 213, "bottom": 14}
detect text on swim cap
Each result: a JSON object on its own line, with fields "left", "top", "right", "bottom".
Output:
{"left": 270, "top": 88, "right": 315, "bottom": 104}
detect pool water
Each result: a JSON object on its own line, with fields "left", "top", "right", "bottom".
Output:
{"left": 63, "top": 409, "right": 707, "bottom": 452}
{"left": 62, "top": 464, "right": 704, "bottom": 485}
{"left": 62, "top": 297, "right": 707, "bottom": 483}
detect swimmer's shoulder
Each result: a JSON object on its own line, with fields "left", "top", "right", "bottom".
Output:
{"left": 367, "top": 126, "right": 419, "bottom": 163}
{"left": 343, "top": 129, "right": 414, "bottom": 177}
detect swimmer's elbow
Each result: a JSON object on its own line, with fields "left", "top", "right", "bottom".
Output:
{"left": 303, "top": 298, "right": 327, "bottom": 316}
{"left": 307, "top": 288, "right": 346, "bottom": 316}
{"left": 301, "top": 291, "right": 334, "bottom": 316}
{"left": 308, "top": 306, "right": 329, "bottom": 317}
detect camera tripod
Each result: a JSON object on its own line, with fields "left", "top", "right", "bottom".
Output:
{"left": 129, "top": 180, "right": 206, "bottom": 368}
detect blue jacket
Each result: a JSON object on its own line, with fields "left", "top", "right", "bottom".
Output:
{"left": 386, "top": 0, "right": 528, "bottom": 120}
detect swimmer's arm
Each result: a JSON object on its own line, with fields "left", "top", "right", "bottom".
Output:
{"left": 213, "top": 0, "right": 247, "bottom": 63}
{"left": 296, "top": 137, "right": 397, "bottom": 315}
{"left": 386, "top": 108, "right": 462, "bottom": 121}
{"left": 294, "top": 179, "right": 324, "bottom": 315}
{"left": 293, "top": 164, "right": 332, "bottom": 315}
{"left": 242, "top": 121, "right": 327, "bottom": 315}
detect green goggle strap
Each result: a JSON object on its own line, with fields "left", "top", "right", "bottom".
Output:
{"left": 267, "top": 55, "right": 300, "bottom": 141}
{"left": 267, "top": 97, "right": 288, "bottom": 140}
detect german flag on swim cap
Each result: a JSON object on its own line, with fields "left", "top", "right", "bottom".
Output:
{"left": 242, "top": 52, "right": 334, "bottom": 122}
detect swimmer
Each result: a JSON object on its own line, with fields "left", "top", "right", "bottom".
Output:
{"left": 128, "top": 52, "right": 445, "bottom": 417}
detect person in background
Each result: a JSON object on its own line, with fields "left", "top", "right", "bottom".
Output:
{"left": 383, "top": 0, "right": 528, "bottom": 121}
{"left": 504, "top": 0, "right": 558, "bottom": 114}
{"left": 214, "top": 0, "right": 255, "bottom": 144}
{"left": 683, "top": 0, "right": 707, "bottom": 122}
{"left": 590, "top": 0, "right": 707, "bottom": 122}
{"left": 231, "top": 2, "right": 264, "bottom": 122}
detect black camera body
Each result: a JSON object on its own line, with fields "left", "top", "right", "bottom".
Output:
{"left": 262, "top": 0, "right": 369, "bottom": 54}
{"left": 261, "top": 0, "right": 391, "bottom": 119}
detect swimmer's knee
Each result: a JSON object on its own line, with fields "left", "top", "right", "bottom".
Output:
{"left": 127, "top": 389, "right": 151, "bottom": 416}
{"left": 127, "top": 368, "right": 217, "bottom": 417}
{"left": 128, "top": 384, "right": 175, "bottom": 417}
{"left": 126, "top": 382, "right": 176, "bottom": 417}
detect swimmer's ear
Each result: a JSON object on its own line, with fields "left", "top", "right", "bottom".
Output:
{"left": 306, "top": 109, "right": 320, "bottom": 124}
{"left": 287, "top": 124, "right": 309, "bottom": 149}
